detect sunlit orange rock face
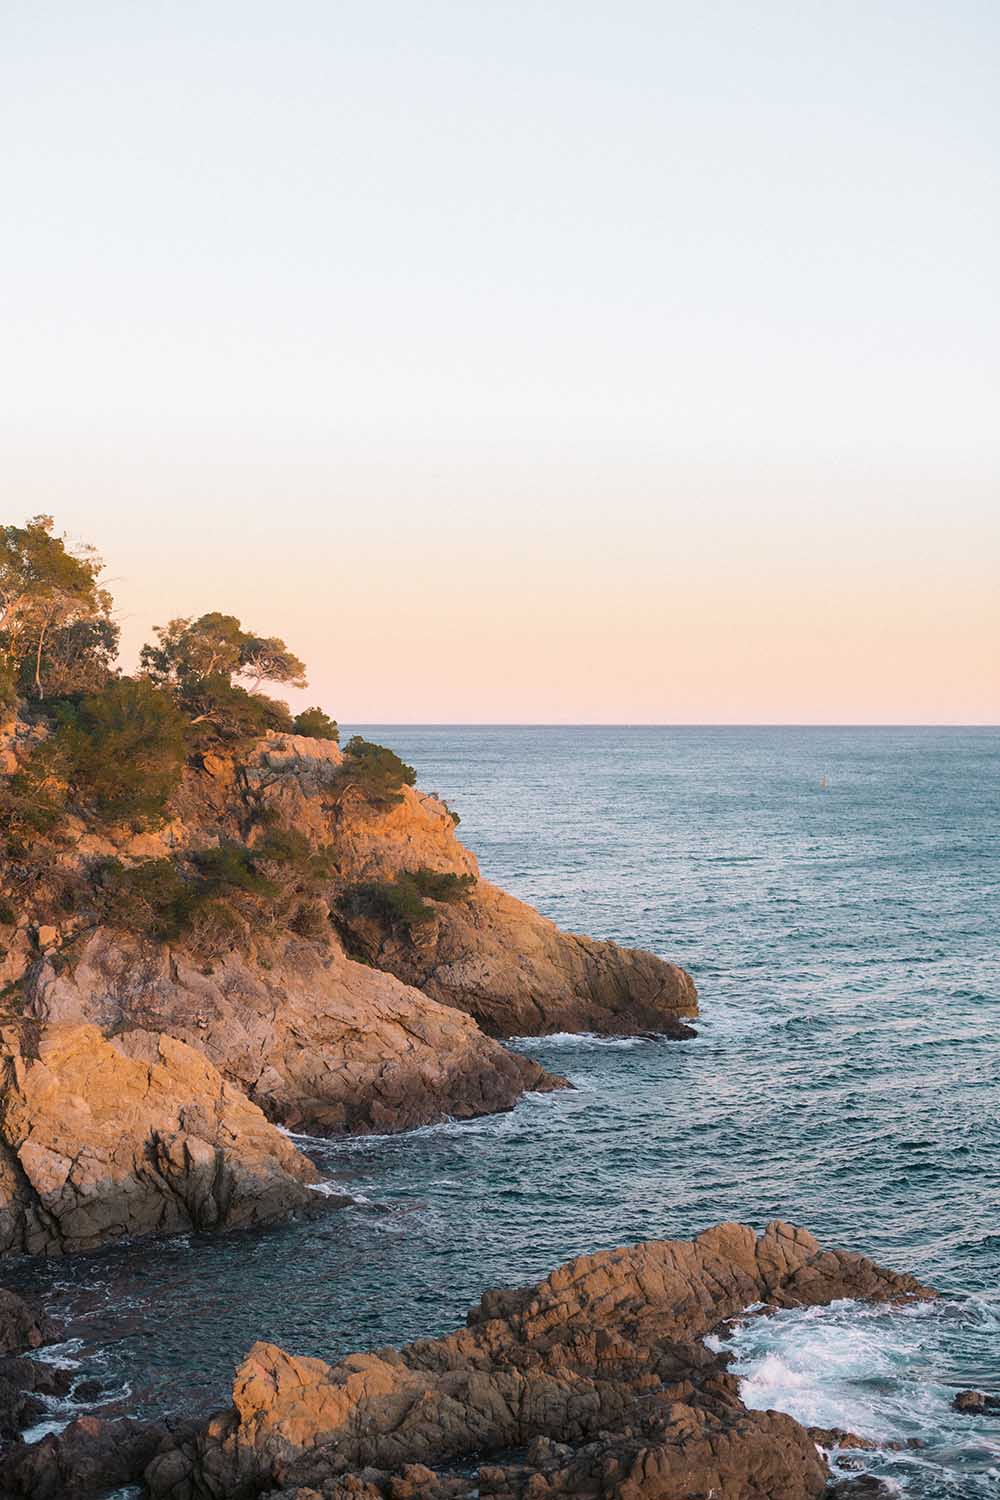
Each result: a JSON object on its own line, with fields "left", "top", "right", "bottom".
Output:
{"left": 0, "top": 1023, "right": 321, "bottom": 1254}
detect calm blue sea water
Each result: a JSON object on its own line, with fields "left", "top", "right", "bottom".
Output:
{"left": 9, "top": 727, "right": 1000, "bottom": 1496}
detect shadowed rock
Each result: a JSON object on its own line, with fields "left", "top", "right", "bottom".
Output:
{"left": 0, "top": 1286, "right": 65, "bottom": 1446}
{"left": 28, "top": 933, "right": 567, "bottom": 1137}
{"left": 0, "top": 1412, "right": 198, "bottom": 1498}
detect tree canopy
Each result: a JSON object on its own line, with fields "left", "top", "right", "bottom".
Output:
{"left": 0, "top": 516, "right": 340, "bottom": 813}
{"left": 0, "top": 516, "right": 117, "bottom": 701}
{"left": 140, "top": 613, "right": 306, "bottom": 694}
{"left": 139, "top": 613, "right": 310, "bottom": 744}
{"left": 293, "top": 706, "right": 339, "bottom": 741}
{"left": 338, "top": 737, "right": 416, "bottom": 806}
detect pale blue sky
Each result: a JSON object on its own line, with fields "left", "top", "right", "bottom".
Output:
{"left": 3, "top": 3, "right": 998, "bottom": 721}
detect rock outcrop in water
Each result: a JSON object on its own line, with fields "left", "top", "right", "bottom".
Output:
{"left": 0, "top": 1023, "right": 324, "bottom": 1253}
{"left": 303, "top": 738, "right": 697, "bottom": 1039}
{"left": 139, "top": 1220, "right": 933, "bottom": 1500}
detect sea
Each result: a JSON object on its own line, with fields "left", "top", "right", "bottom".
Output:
{"left": 7, "top": 726, "right": 999, "bottom": 1497}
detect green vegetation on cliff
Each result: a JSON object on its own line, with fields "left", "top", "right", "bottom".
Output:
{"left": 339, "top": 868, "right": 476, "bottom": 933}
{"left": 93, "top": 832, "right": 340, "bottom": 954}
{"left": 0, "top": 514, "right": 462, "bottom": 963}
{"left": 292, "top": 707, "right": 339, "bottom": 741}
{"left": 337, "top": 737, "right": 416, "bottom": 807}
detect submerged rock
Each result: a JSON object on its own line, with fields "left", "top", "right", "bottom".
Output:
{"left": 143, "top": 1220, "right": 934, "bottom": 1500}
{"left": 0, "top": 1023, "right": 324, "bottom": 1254}
{"left": 952, "top": 1388, "right": 1000, "bottom": 1414}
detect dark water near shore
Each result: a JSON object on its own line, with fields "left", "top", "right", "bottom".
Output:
{"left": 9, "top": 727, "right": 1000, "bottom": 1496}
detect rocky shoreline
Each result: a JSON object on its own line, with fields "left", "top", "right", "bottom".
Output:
{"left": 0, "top": 720, "right": 708, "bottom": 1488}
{"left": 0, "top": 1221, "right": 935, "bottom": 1498}
{"left": 0, "top": 729, "right": 695, "bottom": 1267}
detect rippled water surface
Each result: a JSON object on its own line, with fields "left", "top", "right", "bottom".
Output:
{"left": 8, "top": 727, "right": 999, "bottom": 1496}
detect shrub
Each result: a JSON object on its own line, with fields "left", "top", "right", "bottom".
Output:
{"left": 188, "top": 898, "right": 246, "bottom": 957}
{"left": 409, "top": 868, "right": 476, "bottom": 902}
{"left": 181, "top": 675, "right": 294, "bottom": 747}
{"left": 192, "top": 843, "right": 277, "bottom": 899}
{"left": 339, "top": 868, "right": 475, "bottom": 933}
{"left": 94, "top": 857, "right": 198, "bottom": 941}
{"left": 253, "top": 826, "right": 338, "bottom": 880}
{"left": 339, "top": 878, "right": 434, "bottom": 930}
{"left": 253, "top": 827, "right": 312, "bottom": 865}
{"left": 92, "top": 829, "right": 340, "bottom": 950}
{"left": 292, "top": 707, "right": 339, "bottom": 741}
{"left": 0, "top": 769, "right": 65, "bottom": 842}
{"left": 54, "top": 678, "right": 186, "bottom": 824}
{"left": 0, "top": 898, "right": 16, "bottom": 926}
{"left": 337, "top": 737, "right": 416, "bottom": 808}
{"left": 288, "top": 900, "right": 329, "bottom": 940}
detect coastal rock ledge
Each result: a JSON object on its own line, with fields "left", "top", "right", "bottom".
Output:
{"left": 134, "top": 1221, "right": 934, "bottom": 1500}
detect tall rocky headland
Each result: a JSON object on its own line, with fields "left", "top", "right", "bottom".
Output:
{"left": 0, "top": 523, "right": 695, "bottom": 1256}
{"left": 3, "top": 729, "right": 695, "bottom": 1161}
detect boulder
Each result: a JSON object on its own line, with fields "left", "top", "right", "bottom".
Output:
{"left": 0, "top": 1412, "right": 195, "bottom": 1498}
{"left": 953, "top": 1388, "right": 1000, "bottom": 1414}
{"left": 0, "top": 1023, "right": 324, "bottom": 1254}
{"left": 0, "top": 1287, "right": 63, "bottom": 1446}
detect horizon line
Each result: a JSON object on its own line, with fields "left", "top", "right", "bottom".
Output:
{"left": 339, "top": 721, "right": 1000, "bottom": 730}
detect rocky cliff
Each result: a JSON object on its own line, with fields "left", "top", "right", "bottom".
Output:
{"left": 25, "top": 932, "right": 561, "bottom": 1137}
{"left": 132, "top": 1220, "right": 932, "bottom": 1500}
{"left": 4, "top": 732, "right": 693, "bottom": 1153}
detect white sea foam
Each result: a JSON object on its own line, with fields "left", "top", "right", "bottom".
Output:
{"left": 719, "top": 1293, "right": 1000, "bottom": 1499}
{"left": 306, "top": 1180, "right": 374, "bottom": 1203}
{"left": 23, "top": 1375, "right": 135, "bottom": 1444}
{"left": 21, "top": 1417, "right": 71, "bottom": 1444}
{"left": 510, "top": 1031, "right": 652, "bottom": 1049}
{"left": 31, "top": 1338, "right": 83, "bottom": 1369}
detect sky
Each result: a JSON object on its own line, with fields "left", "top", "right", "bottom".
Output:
{"left": 2, "top": 2, "right": 998, "bottom": 723}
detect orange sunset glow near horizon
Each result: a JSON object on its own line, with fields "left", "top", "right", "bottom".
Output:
{"left": 4, "top": 4, "right": 998, "bottom": 725}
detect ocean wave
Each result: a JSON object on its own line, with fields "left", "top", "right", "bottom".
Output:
{"left": 510, "top": 1031, "right": 658, "bottom": 1049}
{"left": 31, "top": 1338, "right": 84, "bottom": 1369}
{"left": 722, "top": 1296, "right": 1000, "bottom": 1494}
